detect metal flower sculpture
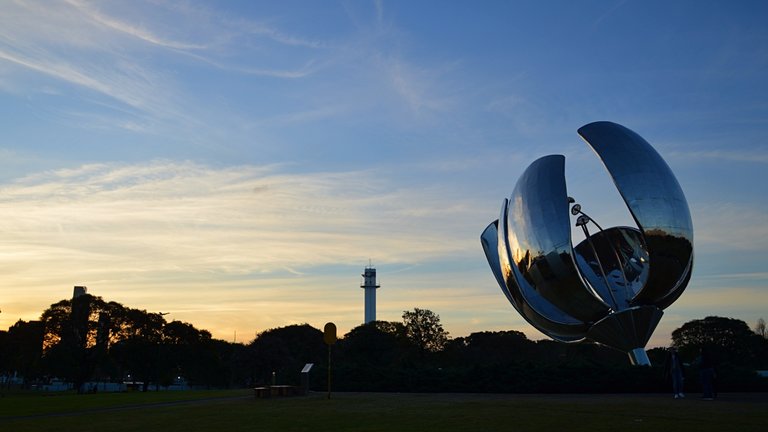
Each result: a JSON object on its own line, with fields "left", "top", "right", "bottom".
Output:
{"left": 481, "top": 121, "right": 693, "bottom": 365}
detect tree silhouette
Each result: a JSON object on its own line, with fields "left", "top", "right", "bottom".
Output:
{"left": 402, "top": 308, "right": 449, "bottom": 354}
{"left": 672, "top": 316, "right": 767, "bottom": 368}
{"left": 755, "top": 318, "right": 766, "bottom": 339}
{"left": 5, "top": 297, "right": 768, "bottom": 393}
{"left": 247, "top": 324, "right": 324, "bottom": 386}
{"left": 1, "top": 320, "right": 44, "bottom": 386}
{"left": 40, "top": 295, "right": 115, "bottom": 392}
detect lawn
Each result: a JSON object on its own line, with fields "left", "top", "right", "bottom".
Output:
{"left": 1, "top": 390, "right": 766, "bottom": 432}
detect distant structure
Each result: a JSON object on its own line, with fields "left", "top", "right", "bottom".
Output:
{"left": 361, "top": 265, "right": 380, "bottom": 324}
{"left": 73, "top": 286, "right": 87, "bottom": 299}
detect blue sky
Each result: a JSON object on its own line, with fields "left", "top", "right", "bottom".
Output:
{"left": 0, "top": 0, "right": 766, "bottom": 347}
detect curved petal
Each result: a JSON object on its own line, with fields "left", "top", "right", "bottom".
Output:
{"left": 481, "top": 220, "right": 514, "bottom": 305}
{"left": 494, "top": 199, "right": 587, "bottom": 342}
{"left": 578, "top": 122, "right": 693, "bottom": 308}
{"left": 505, "top": 155, "right": 609, "bottom": 324}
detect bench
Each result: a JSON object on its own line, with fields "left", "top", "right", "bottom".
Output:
{"left": 270, "top": 385, "right": 295, "bottom": 397}
{"left": 254, "top": 385, "right": 296, "bottom": 398}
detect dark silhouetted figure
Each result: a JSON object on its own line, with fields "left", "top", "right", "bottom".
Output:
{"left": 664, "top": 347, "right": 685, "bottom": 398}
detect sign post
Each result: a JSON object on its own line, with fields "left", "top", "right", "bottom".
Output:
{"left": 323, "top": 322, "right": 337, "bottom": 400}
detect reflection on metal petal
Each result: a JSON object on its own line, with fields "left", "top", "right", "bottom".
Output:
{"left": 505, "top": 155, "right": 608, "bottom": 323}
{"left": 573, "top": 226, "right": 649, "bottom": 310}
{"left": 493, "top": 198, "right": 587, "bottom": 342}
{"left": 481, "top": 220, "right": 513, "bottom": 305}
{"left": 577, "top": 121, "right": 693, "bottom": 307}
{"left": 482, "top": 121, "right": 694, "bottom": 366}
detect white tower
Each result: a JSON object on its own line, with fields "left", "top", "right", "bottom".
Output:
{"left": 361, "top": 265, "right": 380, "bottom": 324}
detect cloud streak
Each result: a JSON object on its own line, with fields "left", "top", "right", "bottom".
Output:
{"left": 691, "top": 202, "right": 768, "bottom": 252}
{"left": 64, "top": 0, "right": 210, "bottom": 50}
{"left": 667, "top": 149, "right": 768, "bottom": 164}
{"left": 0, "top": 161, "right": 491, "bottom": 337}
{"left": 0, "top": 0, "right": 328, "bottom": 136}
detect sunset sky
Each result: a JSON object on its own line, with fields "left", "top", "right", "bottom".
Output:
{"left": 1, "top": 1, "right": 766, "bottom": 348}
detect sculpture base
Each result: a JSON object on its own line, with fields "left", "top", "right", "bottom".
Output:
{"left": 628, "top": 348, "right": 651, "bottom": 366}
{"left": 586, "top": 305, "right": 663, "bottom": 366}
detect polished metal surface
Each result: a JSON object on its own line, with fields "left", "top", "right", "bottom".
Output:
{"left": 586, "top": 305, "right": 663, "bottom": 357}
{"left": 481, "top": 220, "right": 513, "bottom": 305}
{"left": 578, "top": 121, "right": 693, "bottom": 309}
{"left": 482, "top": 201, "right": 587, "bottom": 342}
{"left": 573, "top": 226, "right": 649, "bottom": 310}
{"left": 628, "top": 348, "right": 652, "bottom": 367}
{"left": 505, "top": 155, "right": 608, "bottom": 323}
{"left": 481, "top": 121, "right": 693, "bottom": 365}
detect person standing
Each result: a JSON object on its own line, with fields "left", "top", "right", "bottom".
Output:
{"left": 664, "top": 347, "right": 685, "bottom": 398}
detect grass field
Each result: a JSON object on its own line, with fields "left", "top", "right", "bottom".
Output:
{"left": 1, "top": 390, "right": 766, "bottom": 432}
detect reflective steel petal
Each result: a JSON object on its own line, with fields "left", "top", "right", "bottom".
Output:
{"left": 481, "top": 220, "right": 513, "bottom": 305}
{"left": 496, "top": 199, "right": 587, "bottom": 342}
{"left": 505, "top": 155, "right": 609, "bottom": 323}
{"left": 577, "top": 121, "right": 693, "bottom": 308}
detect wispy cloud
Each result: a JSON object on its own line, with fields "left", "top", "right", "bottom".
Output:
{"left": 667, "top": 149, "right": 768, "bottom": 164}
{"left": 691, "top": 202, "right": 768, "bottom": 252}
{"left": 697, "top": 272, "right": 768, "bottom": 281}
{"left": 484, "top": 92, "right": 551, "bottom": 136}
{"left": 247, "top": 105, "right": 345, "bottom": 129}
{"left": 178, "top": 51, "right": 319, "bottom": 78}
{"left": 591, "top": 0, "right": 629, "bottom": 28}
{"left": 64, "top": 0, "right": 209, "bottom": 50}
{"left": 0, "top": 161, "right": 492, "bottom": 335}
{"left": 0, "top": 9, "right": 184, "bottom": 125}
{"left": 0, "top": 49, "right": 138, "bottom": 108}
{"left": 0, "top": 0, "right": 467, "bottom": 145}
{"left": 381, "top": 56, "right": 456, "bottom": 114}
{"left": 235, "top": 20, "right": 327, "bottom": 49}
{"left": 0, "top": 0, "right": 327, "bottom": 135}
{"left": 374, "top": 0, "right": 385, "bottom": 27}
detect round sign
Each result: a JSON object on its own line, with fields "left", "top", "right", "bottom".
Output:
{"left": 323, "top": 322, "right": 337, "bottom": 345}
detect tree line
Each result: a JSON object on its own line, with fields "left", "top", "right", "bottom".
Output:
{"left": 1, "top": 296, "right": 766, "bottom": 393}
{"left": 1, "top": 294, "right": 239, "bottom": 392}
